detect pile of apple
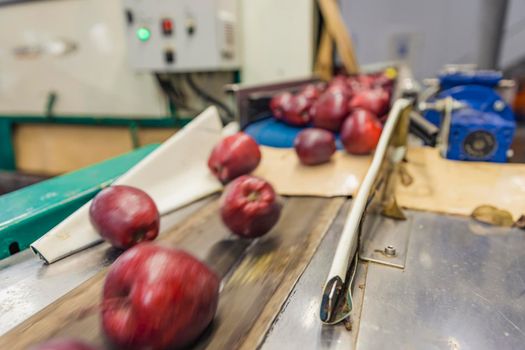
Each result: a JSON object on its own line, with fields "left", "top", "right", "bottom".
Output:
{"left": 271, "top": 71, "right": 394, "bottom": 165}
{"left": 33, "top": 133, "right": 277, "bottom": 350}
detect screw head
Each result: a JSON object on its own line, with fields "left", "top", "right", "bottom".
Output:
{"left": 384, "top": 245, "right": 396, "bottom": 256}
{"left": 493, "top": 100, "right": 505, "bottom": 112}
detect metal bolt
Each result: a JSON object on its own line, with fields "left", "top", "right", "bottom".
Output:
{"left": 493, "top": 100, "right": 505, "bottom": 112}
{"left": 384, "top": 245, "right": 396, "bottom": 256}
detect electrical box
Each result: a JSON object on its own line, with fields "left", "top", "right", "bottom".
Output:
{"left": 123, "top": 0, "right": 240, "bottom": 72}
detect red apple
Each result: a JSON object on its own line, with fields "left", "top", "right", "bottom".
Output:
{"left": 328, "top": 75, "right": 350, "bottom": 90}
{"left": 269, "top": 92, "right": 293, "bottom": 120}
{"left": 326, "top": 82, "right": 351, "bottom": 96}
{"left": 89, "top": 185, "right": 159, "bottom": 249}
{"left": 348, "top": 88, "right": 390, "bottom": 117}
{"left": 220, "top": 175, "right": 281, "bottom": 238}
{"left": 294, "top": 128, "right": 336, "bottom": 165}
{"left": 30, "top": 339, "right": 98, "bottom": 350}
{"left": 309, "top": 90, "right": 350, "bottom": 132}
{"left": 372, "top": 73, "right": 394, "bottom": 89}
{"left": 280, "top": 94, "right": 312, "bottom": 126}
{"left": 208, "top": 132, "right": 261, "bottom": 184}
{"left": 102, "top": 243, "right": 219, "bottom": 350}
{"left": 298, "top": 83, "right": 325, "bottom": 102}
{"left": 341, "top": 109, "right": 383, "bottom": 155}
{"left": 356, "top": 74, "right": 375, "bottom": 89}
{"left": 346, "top": 77, "right": 365, "bottom": 95}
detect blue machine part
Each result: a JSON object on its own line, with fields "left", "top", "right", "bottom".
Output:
{"left": 447, "top": 108, "right": 515, "bottom": 162}
{"left": 244, "top": 118, "right": 344, "bottom": 149}
{"left": 423, "top": 71, "right": 516, "bottom": 162}
{"left": 438, "top": 70, "right": 502, "bottom": 90}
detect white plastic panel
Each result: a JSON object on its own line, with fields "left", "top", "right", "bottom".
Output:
{"left": 123, "top": 0, "right": 240, "bottom": 72}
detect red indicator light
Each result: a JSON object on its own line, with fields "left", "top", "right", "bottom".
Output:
{"left": 162, "top": 19, "right": 173, "bottom": 35}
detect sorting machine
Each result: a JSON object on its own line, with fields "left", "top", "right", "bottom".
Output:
{"left": 0, "top": 65, "right": 523, "bottom": 350}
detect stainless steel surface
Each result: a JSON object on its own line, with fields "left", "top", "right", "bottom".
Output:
{"left": 261, "top": 200, "right": 360, "bottom": 350}
{"left": 0, "top": 197, "right": 212, "bottom": 335}
{"left": 359, "top": 214, "right": 413, "bottom": 269}
{"left": 357, "top": 211, "right": 525, "bottom": 350}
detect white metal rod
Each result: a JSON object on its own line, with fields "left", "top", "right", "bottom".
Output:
{"left": 324, "top": 98, "right": 411, "bottom": 283}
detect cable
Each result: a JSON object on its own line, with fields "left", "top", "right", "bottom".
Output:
{"left": 185, "top": 73, "right": 235, "bottom": 123}
{"left": 155, "top": 73, "right": 196, "bottom": 112}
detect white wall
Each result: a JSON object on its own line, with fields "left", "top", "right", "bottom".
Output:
{"left": 501, "top": 0, "right": 525, "bottom": 68}
{"left": 0, "top": 0, "right": 167, "bottom": 116}
{"left": 341, "top": 0, "right": 525, "bottom": 80}
{"left": 240, "top": 0, "right": 316, "bottom": 84}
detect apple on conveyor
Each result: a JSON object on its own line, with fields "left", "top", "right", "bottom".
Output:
{"left": 89, "top": 185, "right": 160, "bottom": 250}
{"left": 341, "top": 109, "right": 383, "bottom": 155}
{"left": 208, "top": 132, "right": 262, "bottom": 184}
{"left": 309, "top": 88, "right": 351, "bottom": 132}
{"left": 294, "top": 128, "right": 336, "bottom": 166}
{"left": 220, "top": 175, "right": 282, "bottom": 238}
{"left": 101, "top": 243, "right": 219, "bottom": 350}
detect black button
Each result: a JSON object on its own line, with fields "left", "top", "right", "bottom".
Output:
{"left": 125, "top": 10, "right": 133, "bottom": 25}
{"left": 165, "top": 50, "right": 174, "bottom": 64}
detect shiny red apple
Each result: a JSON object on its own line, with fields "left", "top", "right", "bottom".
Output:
{"left": 328, "top": 75, "right": 350, "bottom": 90}
{"left": 208, "top": 132, "right": 261, "bottom": 184}
{"left": 356, "top": 74, "right": 375, "bottom": 89}
{"left": 281, "top": 94, "right": 312, "bottom": 126}
{"left": 298, "top": 83, "right": 325, "bottom": 102}
{"left": 341, "top": 109, "right": 383, "bottom": 155}
{"left": 101, "top": 243, "right": 219, "bottom": 350}
{"left": 269, "top": 92, "right": 293, "bottom": 120}
{"left": 30, "top": 339, "right": 98, "bottom": 350}
{"left": 294, "top": 128, "right": 336, "bottom": 165}
{"left": 89, "top": 185, "right": 160, "bottom": 249}
{"left": 309, "top": 89, "right": 350, "bottom": 132}
{"left": 220, "top": 175, "right": 281, "bottom": 238}
{"left": 348, "top": 88, "right": 390, "bottom": 117}
{"left": 372, "top": 73, "right": 394, "bottom": 89}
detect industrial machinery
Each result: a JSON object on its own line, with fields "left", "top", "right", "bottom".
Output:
{"left": 1, "top": 62, "right": 525, "bottom": 350}
{"left": 122, "top": 0, "right": 240, "bottom": 72}
{"left": 421, "top": 67, "right": 516, "bottom": 162}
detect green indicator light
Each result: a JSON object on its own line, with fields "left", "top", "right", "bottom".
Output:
{"left": 136, "top": 27, "right": 151, "bottom": 42}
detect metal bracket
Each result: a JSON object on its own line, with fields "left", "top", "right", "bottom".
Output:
{"left": 359, "top": 213, "right": 413, "bottom": 269}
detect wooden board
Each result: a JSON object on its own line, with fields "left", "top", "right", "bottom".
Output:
{"left": 14, "top": 124, "right": 178, "bottom": 175}
{"left": 396, "top": 147, "right": 525, "bottom": 220}
{"left": 0, "top": 196, "right": 345, "bottom": 349}
{"left": 314, "top": 27, "right": 334, "bottom": 81}
{"left": 317, "top": 0, "right": 359, "bottom": 74}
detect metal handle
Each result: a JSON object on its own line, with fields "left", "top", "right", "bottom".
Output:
{"left": 320, "top": 98, "right": 411, "bottom": 323}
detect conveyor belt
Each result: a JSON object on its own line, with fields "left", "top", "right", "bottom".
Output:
{"left": 0, "top": 196, "right": 344, "bottom": 349}
{"left": 1, "top": 197, "right": 524, "bottom": 349}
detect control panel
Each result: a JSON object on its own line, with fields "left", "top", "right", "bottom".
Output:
{"left": 122, "top": 0, "right": 239, "bottom": 72}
